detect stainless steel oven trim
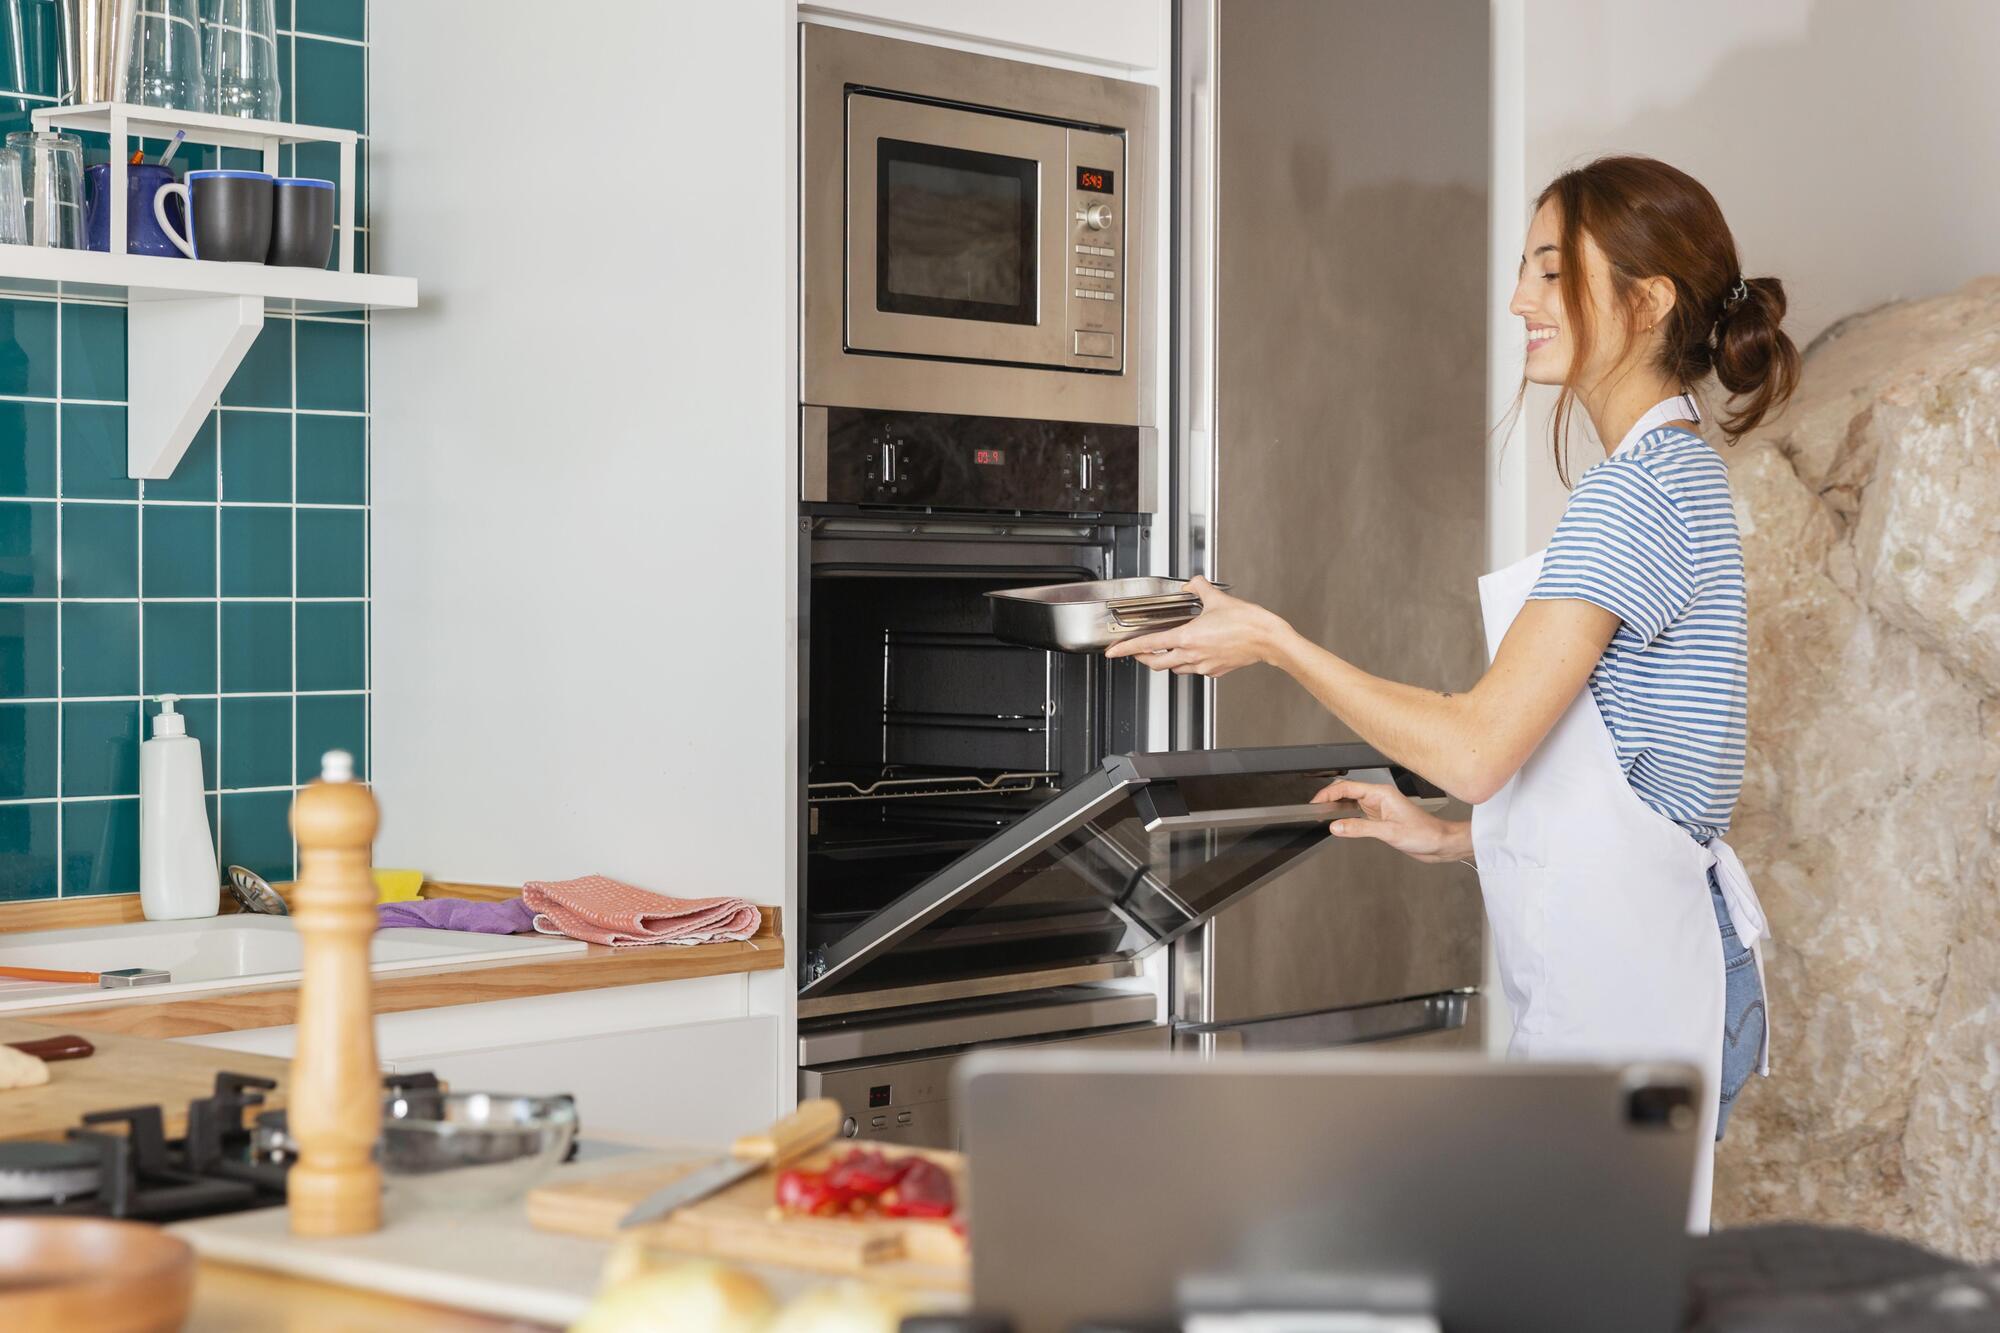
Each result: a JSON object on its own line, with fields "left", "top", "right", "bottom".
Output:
{"left": 1174, "top": 991, "right": 1475, "bottom": 1052}
{"left": 799, "top": 987, "right": 1159, "bottom": 1066}
{"left": 797, "top": 960, "right": 1143, "bottom": 1021}
{"left": 802, "top": 23, "right": 1156, "bottom": 425}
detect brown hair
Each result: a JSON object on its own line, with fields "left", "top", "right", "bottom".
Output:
{"left": 1537, "top": 155, "right": 1800, "bottom": 484}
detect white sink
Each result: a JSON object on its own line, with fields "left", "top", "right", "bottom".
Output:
{"left": 0, "top": 916, "right": 589, "bottom": 1014}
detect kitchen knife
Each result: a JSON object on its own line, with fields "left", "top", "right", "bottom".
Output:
{"left": 618, "top": 1098, "right": 844, "bottom": 1229}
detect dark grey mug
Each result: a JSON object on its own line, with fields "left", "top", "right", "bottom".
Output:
{"left": 154, "top": 169, "right": 274, "bottom": 262}
{"left": 268, "top": 177, "right": 335, "bottom": 268}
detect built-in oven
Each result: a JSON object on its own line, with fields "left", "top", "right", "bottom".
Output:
{"left": 802, "top": 25, "right": 1155, "bottom": 426}
{"left": 795, "top": 409, "right": 1451, "bottom": 1147}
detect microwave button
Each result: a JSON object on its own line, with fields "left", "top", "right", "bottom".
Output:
{"left": 1075, "top": 332, "right": 1116, "bottom": 358}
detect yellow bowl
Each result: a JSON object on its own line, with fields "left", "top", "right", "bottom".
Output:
{"left": 373, "top": 869, "right": 425, "bottom": 903}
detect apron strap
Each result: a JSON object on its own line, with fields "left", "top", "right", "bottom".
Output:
{"left": 1709, "top": 839, "right": 1772, "bottom": 1076}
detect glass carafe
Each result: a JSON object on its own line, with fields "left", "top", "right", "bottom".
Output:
{"left": 205, "top": 0, "right": 280, "bottom": 120}
{"left": 126, "top": 0, "right": 206, "bottom": 110}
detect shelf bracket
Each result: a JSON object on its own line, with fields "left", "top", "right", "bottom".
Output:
{"left": 126, "top": 293, "right": 264, "bottom": 479}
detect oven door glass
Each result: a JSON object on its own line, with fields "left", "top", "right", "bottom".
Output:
{"left": 799, "top": 744, "right": 1442, "bottom": 997}
{"left": 877, "top": 138, "right": 1037, "bottom": 325}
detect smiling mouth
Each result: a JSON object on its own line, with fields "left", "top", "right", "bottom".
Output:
{"left": 1526, "top": 326, "right": 1558, "bottom": 349}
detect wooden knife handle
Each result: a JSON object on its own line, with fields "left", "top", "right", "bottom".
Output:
{"left": 731, "top": 1098, "right": 844, "bottom": 1168}
{"left": 7, "top": 1034, "right": 94, "bottom": 1062}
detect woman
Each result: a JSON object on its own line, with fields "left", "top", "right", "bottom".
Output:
{"left": 1109, "top": 155, "right": 1799, "bottom": 1229}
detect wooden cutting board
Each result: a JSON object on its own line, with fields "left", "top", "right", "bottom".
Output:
{"left": 526, "top": 1145, "right": 970, "bottom": 1292}
{"left": 0, "top": 1016, "right": 288, "bottom": 1142}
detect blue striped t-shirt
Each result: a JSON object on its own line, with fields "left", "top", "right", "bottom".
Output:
{"left": 1528, "top": 426, "right": 1747, "bottom": 842}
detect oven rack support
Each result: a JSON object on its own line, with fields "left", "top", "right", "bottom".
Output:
{"left": 807, "top": 769, "right": 1058, "bottom": 805}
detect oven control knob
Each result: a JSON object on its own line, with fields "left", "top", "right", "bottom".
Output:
{"left": 1076, "top": 203, "right": 1114, "bottom": 231}
{"left": 841, "top": 1116, "right": 858, "bottom": 1138}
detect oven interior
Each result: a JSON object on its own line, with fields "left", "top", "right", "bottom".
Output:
{"left": 803, "top": 522, "right": 1146, "bottom": 986}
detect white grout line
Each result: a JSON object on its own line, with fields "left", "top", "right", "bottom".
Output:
{"left": 0, "top": 498, "right": 367, "bottom": 508}
{"left": 51, "top": 296, "right": 62, "bottom": 891}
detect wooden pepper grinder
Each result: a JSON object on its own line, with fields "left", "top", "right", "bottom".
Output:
{"left": 286, "top": 749, "right": 382, "bottom": 1236}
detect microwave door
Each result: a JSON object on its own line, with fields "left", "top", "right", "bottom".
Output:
{"left": 846, "top": 95, "right": 1073, "bottom": 369}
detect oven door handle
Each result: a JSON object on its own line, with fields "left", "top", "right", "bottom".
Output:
{"left": 1143, "top": 794, "right": 1447, "bottom": 834}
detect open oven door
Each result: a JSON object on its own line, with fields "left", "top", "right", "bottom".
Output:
{"left": 798, "top": 743, "right": 1440, "bottom": 1000}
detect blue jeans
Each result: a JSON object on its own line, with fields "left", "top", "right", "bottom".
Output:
{"left": 1710, "top": 865, "right": 1765, "bottom": 1140}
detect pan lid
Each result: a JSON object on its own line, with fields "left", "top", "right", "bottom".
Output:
{"left": 799, "top": 743, "right": 1436, "bottom": 999}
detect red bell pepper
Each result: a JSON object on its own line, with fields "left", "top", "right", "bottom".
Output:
{"left": 878, "top": 1157, "right": 956, "bottom": 1219}
{"left": 824, "top": 1148, "right": 911, "bottom": 1200}
{"left": 774, "top": 1167, "right": 854, "bottom": 1217}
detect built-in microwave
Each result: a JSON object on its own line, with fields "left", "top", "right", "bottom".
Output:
{"left": 802, "top": 25, "right": 1155, "bottom": 427}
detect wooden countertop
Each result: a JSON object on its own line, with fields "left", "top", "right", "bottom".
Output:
{"left": 189, "top": 1262, "right": 537, "bottom": 1332}
{"left": 0, "top": 1017, "right": 291, "bottom": 1142}
{"left": 2, "top": 882, "right": 784, "bottom": 1041}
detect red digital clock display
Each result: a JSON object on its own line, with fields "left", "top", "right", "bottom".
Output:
{"left": 974, "top": 448, "right": 1007, "bottom": 466}
{"left": 1075, "top": 166, "right": 1115, "bottom": 194}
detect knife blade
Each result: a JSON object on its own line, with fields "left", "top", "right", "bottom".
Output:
{"left": 618, "top": 1097, "right": 844, "bottom": 1229}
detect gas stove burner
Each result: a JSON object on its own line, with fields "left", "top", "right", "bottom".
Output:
{"left": 0, "top": 1141, "right": 102, "bottom": 1204}
{"left": 0, "top": 1067, "right": 442, "bottom": 1221}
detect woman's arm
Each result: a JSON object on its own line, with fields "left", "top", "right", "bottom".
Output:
{"left": 1105, "top": 578, "right": 1618, "bottom": 804}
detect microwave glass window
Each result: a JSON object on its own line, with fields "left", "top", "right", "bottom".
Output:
{"left": 877, "top": 138, "right": 1037, "bottom": 326}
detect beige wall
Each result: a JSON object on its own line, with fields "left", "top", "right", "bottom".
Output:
{"left": 1496, "top": 0, "right": 2000, "bottom": 547}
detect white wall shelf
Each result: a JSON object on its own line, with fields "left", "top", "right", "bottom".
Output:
{"left": 18, "top": 102, "right": 418, "bottom": 479}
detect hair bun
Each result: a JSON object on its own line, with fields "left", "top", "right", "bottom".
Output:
{"left": 1712, "top": 275, "right": 1801, "bottom": 437}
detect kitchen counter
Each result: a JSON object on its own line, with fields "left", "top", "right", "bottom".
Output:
{"left": 188, "top": 1261, "right": 533, "bottom": 1332}
{"left": 171, "top": 1142, "right": 965, "bottom": 1329}
{"left": 7, "top": 884, "right": 783, "bottom": 1041}
{"left": 0, "top": 1016, "right": 291, "bottom": 1142}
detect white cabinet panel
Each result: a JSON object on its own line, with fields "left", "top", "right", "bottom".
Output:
{"left": 805, "top": 0, "right": 1165, "bottom": 72}
{"left": 397, "top": 1017, "right": 780, "bottom": 1143}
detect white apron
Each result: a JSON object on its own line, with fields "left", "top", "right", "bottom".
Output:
{"left": 1470, "top": 396, "right": 1770, "bottom": 1234}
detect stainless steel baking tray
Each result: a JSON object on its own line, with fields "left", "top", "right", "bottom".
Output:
{"left": 987, "top": 577, "right": 1216, "bottom": 652}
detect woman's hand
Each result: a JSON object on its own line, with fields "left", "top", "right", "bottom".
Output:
{"left": 1103, "top": 577, "right": 1295, "bottom": 677}
{"left": 1312, "top": 779, "right": 1473, "bottom": 864}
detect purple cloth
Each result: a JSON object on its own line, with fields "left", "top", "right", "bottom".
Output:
{"left": 376, "top": 897, "right": 536, "bottom": 934}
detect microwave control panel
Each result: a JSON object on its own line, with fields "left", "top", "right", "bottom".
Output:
{"left": 1066, "top": 128, "right": 1125, "bottom": 371}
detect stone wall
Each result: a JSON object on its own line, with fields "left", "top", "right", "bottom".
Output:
{"left": 1715, "top": 277, "right": 2000, "bottom": 1259}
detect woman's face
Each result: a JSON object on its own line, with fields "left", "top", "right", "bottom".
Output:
{"left": 1511, "top": 201, "right": 1630, "bottom": 389}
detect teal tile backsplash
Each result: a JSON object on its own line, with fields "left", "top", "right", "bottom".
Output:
{"left": 0, "top": 8, "right": 371, "bottom": 895}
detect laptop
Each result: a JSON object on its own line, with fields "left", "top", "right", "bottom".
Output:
{"left": 960, "top": 1051, "right": 1701, "bottom": 1333}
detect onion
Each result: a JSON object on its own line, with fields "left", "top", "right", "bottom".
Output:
{"left": 570, "top": 1259, "right": 778, "bottom": 1333}
{"left": 766, "top": 1281, "right": 919, "bottom": 1333}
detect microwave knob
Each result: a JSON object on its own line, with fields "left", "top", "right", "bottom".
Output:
{"left": 1075, "top": 203, "right": 1114, "bottom": 231}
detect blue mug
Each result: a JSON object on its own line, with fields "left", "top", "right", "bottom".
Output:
{"left": 84, "top": 163, "right": 185, "bottom": 258}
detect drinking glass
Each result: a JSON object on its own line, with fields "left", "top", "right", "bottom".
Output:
{"left": 204, "top": 0, "right": 280, "bottom": 121}
{"left": 0, "top": 147, "right": 25, "bottom": 246}
{"left": 8, "top": 130, "right": 84, "bottom": 248}
{"left": 126, "top": 0, "right": 205, "bottom": 110}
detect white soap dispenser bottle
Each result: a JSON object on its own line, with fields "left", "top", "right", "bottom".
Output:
{"left": 140, "top": 694, "right": 220, "bottom": 920}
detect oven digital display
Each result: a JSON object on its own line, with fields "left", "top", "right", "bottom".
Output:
{"left": 974, "top": 448, "right": 1006, "bottom": 466}
{"left": 1075, "top": 166, "right": 1114, "bottom": 194}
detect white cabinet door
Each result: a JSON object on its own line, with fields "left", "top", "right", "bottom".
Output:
{"left": 809, "top": 0, "right": 1166, "bottom": 72}
{"left": 390, "top": 1016, "right": 779, "bottom": 1144}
